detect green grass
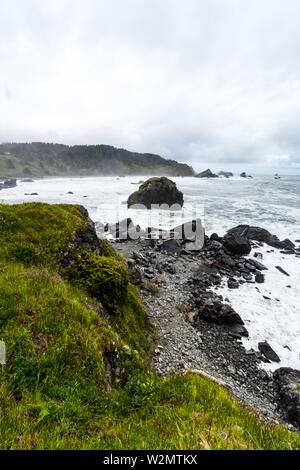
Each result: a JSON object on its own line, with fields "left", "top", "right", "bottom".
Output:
{"left": 0, "top": 155, "right": 55, "bottom": 177}
{"left": 0, "top": 372, "right": 298, "bottom": 450}
{"left": 0, "top": 202, "right": 299, "bottom": 450}
{"left": 0, "top": 202, "right": 85, "bottom": 268}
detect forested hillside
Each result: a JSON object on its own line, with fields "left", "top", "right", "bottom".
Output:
{"left": 0, "top": 143, "right": 194, "bottom": 177}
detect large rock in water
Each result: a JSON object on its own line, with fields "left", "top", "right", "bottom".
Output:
{"left": 226, "top": 224, "right": 295, "bottom": 250}
{"left": 127, "top": 177, "right": 183, "bottom": 209}
{"left": 273, "top": 368, "right": 300, "bottom": 428}
{"left": 0, "top": 178, "right": 17, "bottom": 190}
{"left": 258, "top": 341, "right": 280, "bottom": 362}
{"left": 223, "top": 233, "right": 251, "bottom": 255}
{"left": 196, "top": 169, "right": 219, "bottom": 178}
{"left": 227, "top": 224, "right": 272, "bottom": 242}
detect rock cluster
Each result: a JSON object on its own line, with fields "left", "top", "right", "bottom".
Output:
{"left": 105, "top": 219, "right": 300, "bottom": 428}
{"left": 0, "top": 178, "right": 17, "bottom": 190}
{"left": 113, "top": 235, "right": 281, "bottom": 426}
{"left": 226, "top": 225, "right": 297, "bottom": 254}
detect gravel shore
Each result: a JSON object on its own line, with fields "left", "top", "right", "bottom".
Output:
{"left": 113, "top": 236, "right": 298, "bottom": 430}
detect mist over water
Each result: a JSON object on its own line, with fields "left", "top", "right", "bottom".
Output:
{"left": 1, "top": 174, "right": 300, "bottom": 371}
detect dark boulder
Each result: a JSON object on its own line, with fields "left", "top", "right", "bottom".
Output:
{"left": 210, "top": 232, "right": 222, "bottom": 242}
{"left": 127, "top": 177, "right": 184, "bottom": 209}
{"left": 160, "top": 239, "right": 181, "bottom": 254}
{"left": 194, "top": 297, "right": 247, "bottom": 337}
{"left": 3, "top": 178, "right": 17, "bottom": 187}
{"left": 223, "top": 233, "right": 251, "bottom": 256}
{"left": 226, "top": 225, "right": 295, "bottom": 252}
{"left": 273, "top": 368, "right": 300, "bottom": 428}
{"left": 240, "top": 172, "right": 247, "bottom": 178}
{"left": 126, "top": 259, "right": 143, "bottom": 285}
{"left": 255, "top": 273, "right": 265, "bottom": 283}
{"left": 267, "top": 235, "right": 295, "bottom": 250}
{"left": 227, "top": 225, "right": 271, "bottom": 243}
{"left": 226, "top": 324, "right": 249, "bottom": 338}
{"left": 227, "top": 279, "right": 239, "bottom": 289}
{"left": 258, "top": 341, "right": 280, "bottom": 362}
{"left": 248, "top": 259, "right": 268, "bottom": 271}
{"left": 196, "top": 169, "right": 219, "bottom": 178}
{"left": 218, "top": 254, "right": 236, "bottom": 268}
{"left": 0, "top": 178, "right": 17, "bottom": 190}
{"left": 275, "top": 266, "right": 290, "bottom": 277}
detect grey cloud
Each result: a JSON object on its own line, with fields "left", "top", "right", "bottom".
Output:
{"left": 0, "top": 0, "right": 300, "bottom": 173}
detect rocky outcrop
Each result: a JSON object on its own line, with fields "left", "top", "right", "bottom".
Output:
{"left": 196, "top": 169, "right": 219, "bottom": 178}
{"left": 127, "top": 177, "right": 184, "bottom": 209}
{"left": 227, "top": 225, "right": 271, "bottom": 242}
{"left": 223, "top": 233, "right": 251, "bottom": 255}
{"left": 240, "top": 172, "right": 253, "bottom": 178}
{"left": 226, "top": 225, "right": 295, "bottom": 251}
{"left": 273, "top": 368, "right": 300, "bottom": 428}
{"left": 0, "top": 178, "right": 17, "bottom": 190}
{"left": 126, "top": 259, "right": 143, "bottom": 285}
{"left": 59, "top": 206, "right": 102, "bottom": 268}
{"left": 218, "top": 171, "right": 233, "bottom": 178}
{"left": 193, "top": 296, "right": 248, "bottom": 338}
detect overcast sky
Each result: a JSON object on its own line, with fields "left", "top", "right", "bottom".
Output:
{"left": 1, "top": 0, "right": 300, "bottom": 173}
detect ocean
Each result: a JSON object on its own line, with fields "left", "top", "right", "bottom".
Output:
{"left": 1, "top": 174, "right": 299, "bottom": 371}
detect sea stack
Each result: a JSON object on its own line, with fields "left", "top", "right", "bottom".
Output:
{"left": 127, "top": 177, "right": 184, "bottom": 209}
{"left": 196, "top": 169, "right": 219, "bottom": 178}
